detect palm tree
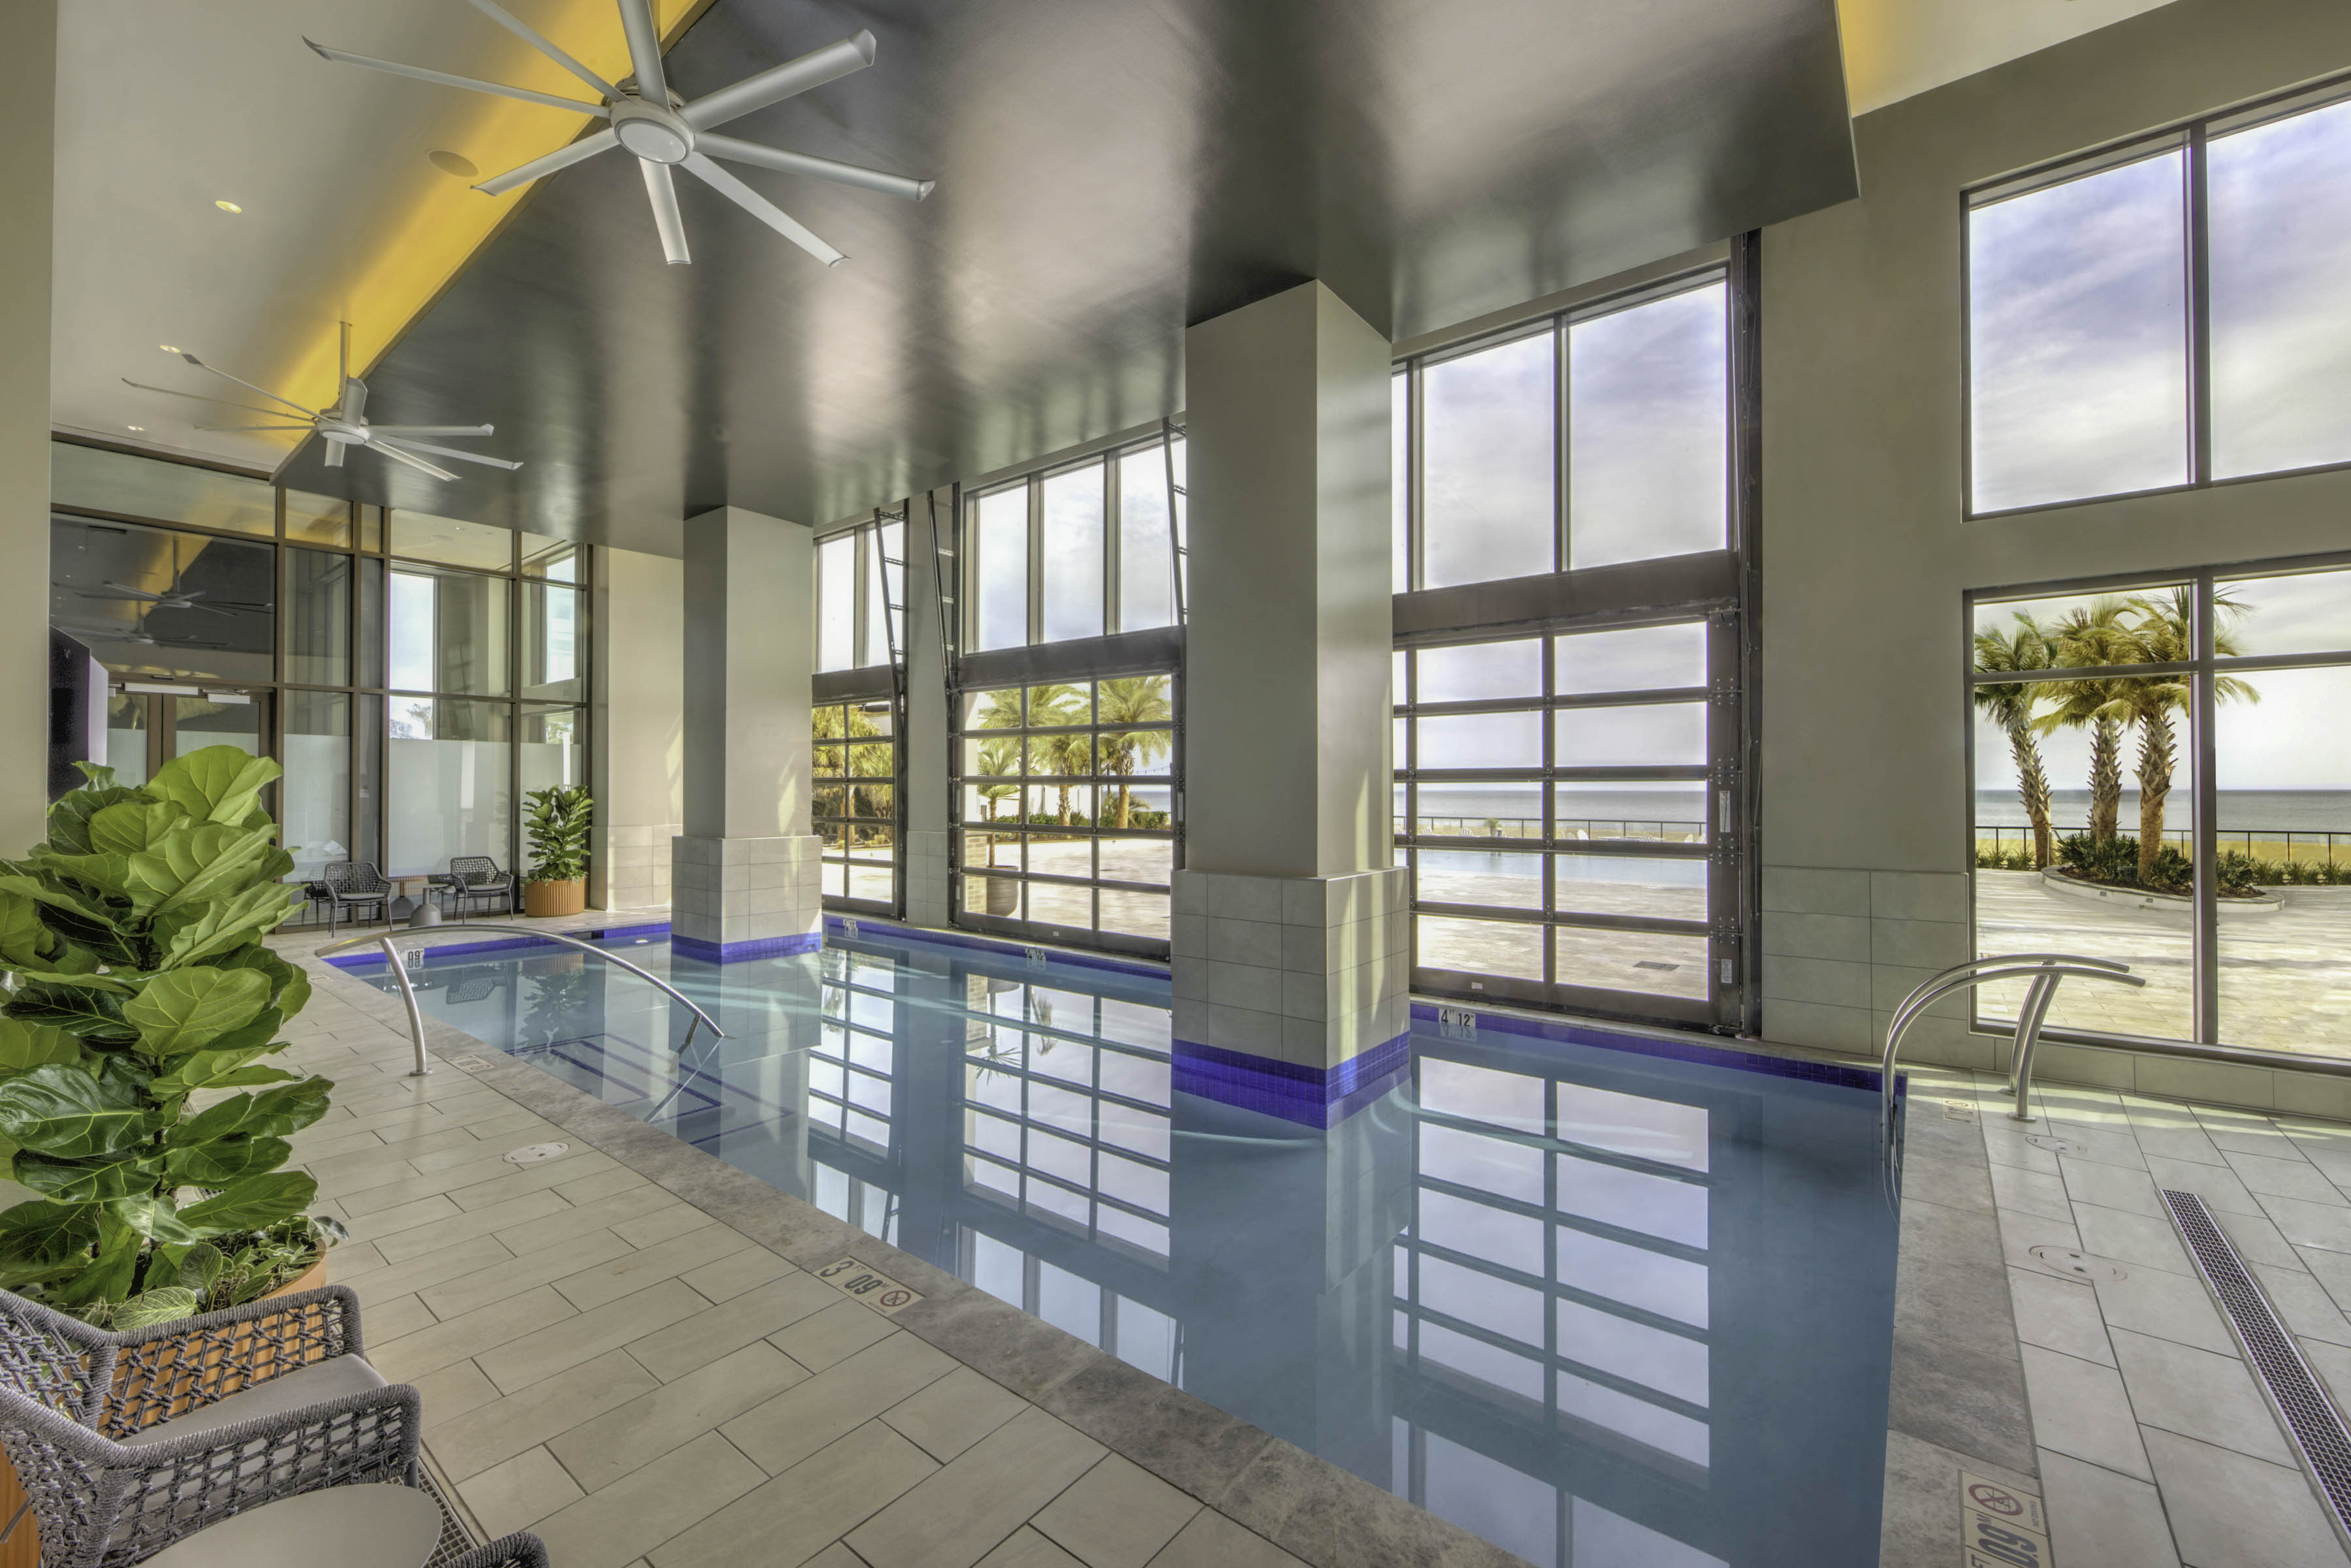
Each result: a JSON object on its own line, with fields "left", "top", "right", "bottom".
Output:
{"left": 2035, "top": 600, "right": 2137, "bottom": 844}
{"left": 1973, "top": 615, "right": 2058, "bottom": 869}
{"left": 1020, "top": 684, "right": 1083, "bottom": 827}
{"left": 1096, "top": 675, "right": 1173, "bottom": 828}
{"left": 2116, "top": 586, "right": 2258, "bottom": 885}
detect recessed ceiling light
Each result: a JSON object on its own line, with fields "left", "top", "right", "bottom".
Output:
{"left": 214, "top": 199, "right": 242, "bottom": 213}
{"left": 126, "top": 425, "right": 144, "bottom": 432}
{"left": 427, "top": 149, "right": 478, "bottom": 180}
{"left": 159, "top": 344, "right": 180, "bottom": 353}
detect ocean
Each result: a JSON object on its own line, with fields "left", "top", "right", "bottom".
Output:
{"left": 1974, "top": 789, "right": 2351, "bottom": 833}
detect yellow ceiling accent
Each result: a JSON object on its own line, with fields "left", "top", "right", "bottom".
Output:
{"left": 264, "top": 0, "right": 702, "bottom": 440}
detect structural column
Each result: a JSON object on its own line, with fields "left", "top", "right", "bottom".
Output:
{"left": 903, "top": 487, "right": 953, "bottom": 927}
{"left": 672, "top": 506, "right": 823, "bottom": 960}
{"left": 1174, "top": 281, "right": 1407, "bottom": 1124}
{"left": 0, "top": 0, "right": 55, "bottom": 852}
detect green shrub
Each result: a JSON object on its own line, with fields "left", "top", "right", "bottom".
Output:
{"left": 0, "top": 748, "right": 337, "bottom": 1327}
{"left": 524, "top": 785, "right": 594, "bottom": 884}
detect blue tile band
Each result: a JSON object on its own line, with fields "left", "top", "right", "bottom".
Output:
{"left": 323, "top": 920, "right": 675, "bottom": 971}
{"left": 1406, "top": 999, "right": 1897, "bottom": 1093}
{"left": 672, "top": 931, "right": 823, "bottom": 964}
{"left": 1171, "top": 1034, "right": 1413, "bottom": 1129}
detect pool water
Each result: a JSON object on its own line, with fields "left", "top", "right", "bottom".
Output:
{"left": 344, "top": 923, "right": 1898, "bottom": 1567}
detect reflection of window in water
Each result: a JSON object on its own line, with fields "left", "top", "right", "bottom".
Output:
{"left": 959, "top": 976, "right": 1174, "bottom": 1261}
{"left": 958, "top": 1226, "right": 1181, "bottom": 1383}
{"left": 1394, "top": 1056, "right": 1719, "bottom": 1567}
{"left": 813, "top": 959, "right": 899, "bottom": 1154}
{"left": 810, "top": 1167, "right": 899, "bottom": 1246}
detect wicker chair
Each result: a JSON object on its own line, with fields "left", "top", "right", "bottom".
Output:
{"left": 321, "top": 861, "right": 394, "bottom": 936}
{"left": 430, "top": 857, "right": 514, "bottom": 921}
{"left": 0, "top": 1286, "right": 421, "bottom": 1568}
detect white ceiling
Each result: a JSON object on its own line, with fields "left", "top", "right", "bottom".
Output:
{"left": 50, "top": 0, "right": 2185, "bottom": 479}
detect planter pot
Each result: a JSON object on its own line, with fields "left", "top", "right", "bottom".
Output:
{"left": 982, "top": 874, "right": 1018, "bottom": 917}
{"left": 524, "top": 878, "right": 586, "bottom": 918}
{"left": 0, "top": 1253, "right": 330, "bottom": 1568}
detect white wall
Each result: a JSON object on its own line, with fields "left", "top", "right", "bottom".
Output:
{"left": 592, "top": 545, "right": 684, "bottom": 909}
{"left": 1, "top": 1, "right": 52, "bottom": 853}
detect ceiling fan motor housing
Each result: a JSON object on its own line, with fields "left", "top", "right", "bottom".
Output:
{"left": 613, "top": 97, "right": 693, "bottom": 164}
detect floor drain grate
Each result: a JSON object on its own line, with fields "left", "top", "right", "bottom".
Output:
{"left": 2028, "top": 1245, "right": 2126, "bottom": 1282}
{"left": 504, "top": 1142, "right": 569, "bottom": 1165}
{"left": 2164, "top": 1189, "right": 2351, "bottom": 1556}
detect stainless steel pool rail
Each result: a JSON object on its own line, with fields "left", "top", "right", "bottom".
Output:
{"left": 1879, "top": 953, "right": 2146, "bottom": 1141}
{"left": 315, "top": 923, "right": 727, "bottom": 1078}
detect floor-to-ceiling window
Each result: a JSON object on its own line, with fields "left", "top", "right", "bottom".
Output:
{"left": 1970, "top": 558, "right": 2351, "bottom": 1061}
{"left": 814, "top": 514, "right": 905, "bottom": 915}
{"left": 1392, "top": 257, "right": 1757, "bottom": 1031}
{"left": 951, "top": 432, "right": 1187, "bottom": 956}
{"left": 46, "top": 439, "right": 588, "bottom": 918}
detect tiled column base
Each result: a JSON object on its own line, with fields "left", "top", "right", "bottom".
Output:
{"left": 603, "top": 822, "right": 682, "bottom": 910}
{"left": 1170, "top": 867, "right": 1409, "bottom": 1127}
{"left": 904, "top": 829, "right": 951, "bottom": 928}
{"left": 671, "top": 834, "right": 822, "bottom": 961}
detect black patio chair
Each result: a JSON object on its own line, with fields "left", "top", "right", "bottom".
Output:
{"left": 431, "top": 857, "right": 515, "bottom": 921}
{"left": 322, "top": 861, "right": 393, "bottom": 936}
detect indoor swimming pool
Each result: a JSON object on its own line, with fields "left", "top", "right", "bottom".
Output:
{"left": 338, "top": 922, "right": 1900, "bottom": 1568}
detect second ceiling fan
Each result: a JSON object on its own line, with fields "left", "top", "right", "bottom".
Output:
{"left": 310, "top": 0, "right": 932, "bottom": 268}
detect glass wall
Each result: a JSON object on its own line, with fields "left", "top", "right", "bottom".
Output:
{"left": 46, "top": 439, "right": 590, "bottom": 917}
{"left": 1397, "top": 280, "right": 1729, "bottom": 593}
{"left": 955, "top": 675, "right": 1178, "bottom": 951}
{"left": 1967, "top": 82, "right": 2351, "bottom": 515}
{"left": 813, "top": 513, "right": 908, "bottom": 914}
{"left": 1396, "top": 624, "right": 1725, "bottom": 1017}
{"left": 814, "top": 700, "right": 899, "bottom": 910}
{"left": 1392, "top": 261, "right": 1751, "bottom": 1031}
{"left": 1970, "top": 557, "right": 2351, "bottom": 1058}
{"left": 965, "top": 434, "right": 1185, "bottom": 651}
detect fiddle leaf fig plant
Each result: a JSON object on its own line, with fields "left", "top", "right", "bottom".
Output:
{"left": 0, "top": 746, "right": 340, "bottom": 1326}
{"left": 524, "top": 785, "right": 593, "bottom": 884}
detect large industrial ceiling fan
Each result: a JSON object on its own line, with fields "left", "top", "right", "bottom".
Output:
{"left": 125, "top": 324, "right": 521, "bottom": 481}
{"left": 308, "top": 0, "right": 930, "bottom": 268}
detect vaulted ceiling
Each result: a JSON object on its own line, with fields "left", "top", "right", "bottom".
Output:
{"left": 50, "top": 0, "right": 2183, "bottom": 554}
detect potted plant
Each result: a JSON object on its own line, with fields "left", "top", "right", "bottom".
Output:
{"left": 523, "top": 784, "right": 592, "bottom": 918}
{"left": 0, "top": 747, "right": 340, "bottom": 1329}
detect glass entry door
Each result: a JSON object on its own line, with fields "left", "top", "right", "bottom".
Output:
{"left": 103, "top": 688, "right": 268, "bottom": 782}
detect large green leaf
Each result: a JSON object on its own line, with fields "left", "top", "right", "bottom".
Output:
{"left": 0, "top": 888, "right": 47, "bottom": 968}
{"left": 5, "top": 982, "right": 132, "bottom": 1042}
{"left": 111, "top": 1287, "right": 199, "bottom": 1329}
{"left": 248, "top": 1077, "right": 333, "bottom": 1135}
{"left": 14, "top": 1147, "right": 155, "bottom": 1204}
{"left": 178, "top": 1172, "right": 315, "bottom": 1237}
{"left": 0, "top": 1017, "right": 83, "bottom": 1076}
{"left": 163, "top": 1135, "right": 289, "bottom": 1188}
{"left": 122, "top": 967, "right": 270, "bottom": 1058}
{"left": 0, "top": 1063, "right": 149, "bottom": 1157}
{"left": 206, "top": 946, "right": 311, "bottom": 1019}
{"left": 0, "top": 1200, "right": 99, "bottom": 1263}
{"left": 126, "top": 823, "right": 280, "bottom": 915}
{"left": 36, "top": 850, "right": 136, "bottom": 899}
{"left": 146, "top": 748, "right": 281, "bottom": 826}
{"left": 107, "top": 1194, "right": 204, "bottom": 1246}
{"left": 88, "top": 800, "right": 189, "bottom": 857}
{"left": 44, "top": 784, "right": 148, "bottom": 857}
{"left": 157, "top": 883, "right": 297, "bottom": 966}
{"left": 150, "top": 1044, "right": 286, "bottom": 1098}
{"left": 50, "top": 1215, "right": 139, "bottom": 1309}
{"left": 28, "top": 897, "right": 140, "bottom": 969}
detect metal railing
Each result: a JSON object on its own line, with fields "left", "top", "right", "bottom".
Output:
{"left": 315, "top": 924, "right": 727, "bottom": 1078}
{"left": 1393, "top": 816, "right": 1707, "bottom": 842}
{"left": 1881, "top": 953, "right": 2148, "bottom": 1165}
{"left": 1975, "top": 824, "right": 2351, "bottom": 865}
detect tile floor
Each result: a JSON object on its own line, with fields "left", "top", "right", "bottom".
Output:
{"left": 1955, "top": 1066, "right": 2351, "bottom": 1568}
{"left": 276, "top": 917, "right": 2351, "bottom": 1568}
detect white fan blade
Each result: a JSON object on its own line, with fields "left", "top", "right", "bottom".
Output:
{"left": 477, "top": 126, "right": 620, "bottom": 196}
{"left": 343, "top": 377, "right": 370, "bottom": 422}
{"left": 175, "top": 354, "right": 316, "bottom": 415}
{"left": 304, "top": 39, "right": 610, "bottom": 116}
{"left": 681, "top": 153, "right": 844, "bottom": 266}
{"left": 120, "top": 378, "right": 285, "bottom": 418}
{"left": 464, "top": 0, "right": 617, "bottom": 99}
{"left": 614, "top": 0, "right": 669, "bottom": 107}
{"left": 325, "top": 443, "right": 347, "bottom": 468}
{"left": 368, "top": 441, "right": 458, "bottom": 481}
{"left": 96, "top": 584, "right": 167, "bottom": 603}
{"left": 339, "top": 321, "right": 351, "bottom": 388}
{"left": 367, "top": 424, "right": 496, "bottom": 436}
{"left": 641, "top": 159, "right": 692, "bottom": 264}
{"left": 680, "top": 31, "right": 874, "bottom": 131}
{"left": 376, "top": 437, "right": 524, "bottom": 472}
{"left": 195, "top": 424, "right": 314, "bottom": 433}
{"left": 697, "top": 134, "right": 931, "bottom": 201}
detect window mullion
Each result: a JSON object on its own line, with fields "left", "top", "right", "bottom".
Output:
{"left": 2188, "top": 122, "right": 2214, "bottom": 488}
{"left": 2193, "top": 570, "right": 2220, "bottom": 1044}
{"left": 1554, "top": 319, "right": 1571, "bottom": 575}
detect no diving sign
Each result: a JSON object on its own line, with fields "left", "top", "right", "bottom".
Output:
{"left": 1961, "top": 1473, "right": 2049, "bottom": 1568}
{"left": 816, "top": 1256, "right": 924, "bottom": 1315}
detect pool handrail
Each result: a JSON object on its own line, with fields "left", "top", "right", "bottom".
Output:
{"left": 315, "top": 923, "right": 727, "bottom": 1078}
{"left": 1880, "top": 953, "right": 2145, "bottom": 1144}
